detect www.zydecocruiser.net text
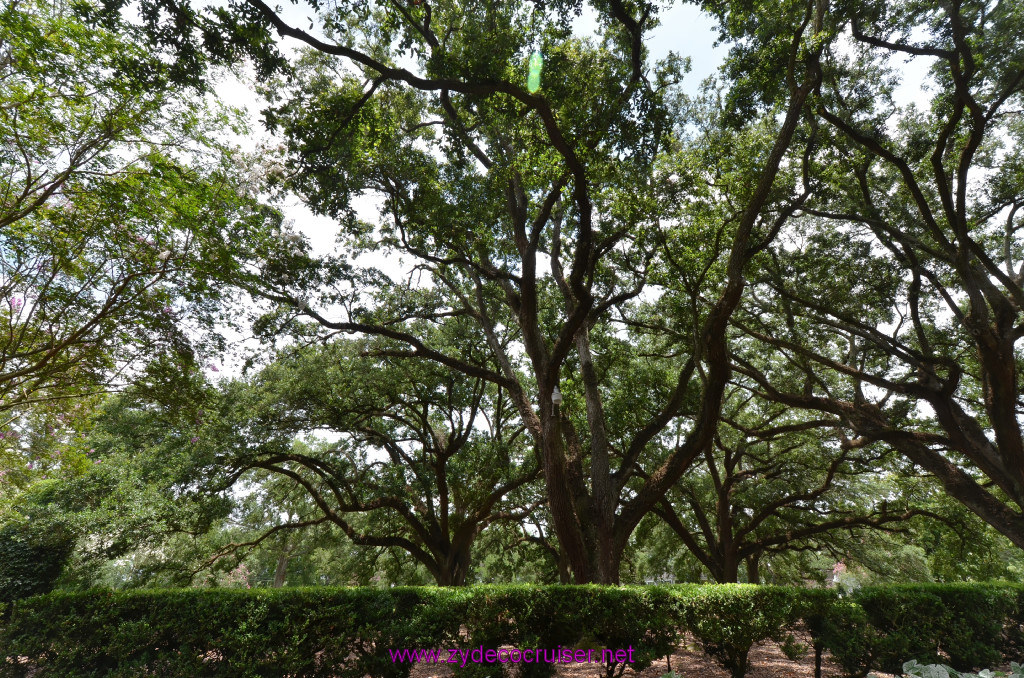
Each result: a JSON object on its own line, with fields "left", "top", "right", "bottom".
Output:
{"left": 389, "top": 646, "right": 637, "bottom": 667}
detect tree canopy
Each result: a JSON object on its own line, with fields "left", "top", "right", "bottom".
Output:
{"left": 83, "top": 0, "right": 831, "bottom": 583}
{"left": 202, "top": 338, "right": 539, "bottom": 586}
{"left": 734, "top": 0, "right": 1024, "bottom": 549}
{"left": 0, "top": 0, "right": 280, "bottom": 515}
{"left": 2, "top": 0, "right": 1023, "bottom": 590}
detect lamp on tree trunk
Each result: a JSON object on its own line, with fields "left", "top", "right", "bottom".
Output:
{"left": 551, "top": 386, "right": 563, "bottom": 407}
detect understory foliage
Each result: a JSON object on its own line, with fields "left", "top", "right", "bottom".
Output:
{"left": 2, "top": 583, "right": 1022, "bottom": 678}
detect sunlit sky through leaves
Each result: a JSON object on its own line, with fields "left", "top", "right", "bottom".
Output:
{"left": 206, "top": 1, "right": 933, "bottom": 381}
{"left": 212, "top": 1, "right": 725, "bottom": 256}
{"left": 201, "top": 2, "right": 724, "bottom": 380}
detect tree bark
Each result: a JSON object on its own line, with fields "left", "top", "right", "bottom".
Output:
{"left": 557, "top": 544, "right": 571, "bottom": 584}
{"left": 720, "top": 553, "right": 741, "bottom": 584}
{"left": 745, "top": 554, "right": 761, "bottom": 584}
{"left": 273, "top": 553, "right": 288, "bottom": 588}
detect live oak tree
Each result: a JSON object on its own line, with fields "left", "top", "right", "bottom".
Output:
{"left": 34, "top": 0, "right": 1024, "bottom": 587}
{"left": 653, "top": 387, "right": 933, "bottom": 583}
{"left": 734, "top": 0, "right": 1024, "bottom": 549}
{"left": 205, "top": 339, "right": 539, "bottom": 586}
{"left": 99, "top": 0, "right": 832, "bottom": 583}
{"left": 205, "top": 468, "right": 352, "bottom": 587}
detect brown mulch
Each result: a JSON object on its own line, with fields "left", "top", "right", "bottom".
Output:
{"left": 407, "top": 632, "right": 872, "bottom": 678}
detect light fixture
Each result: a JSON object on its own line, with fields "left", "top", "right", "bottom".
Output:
{"left": 551, "top": 385, "right": 563, "bottom": 407}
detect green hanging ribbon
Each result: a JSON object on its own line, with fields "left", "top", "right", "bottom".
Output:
{"left": 527, "top": 50, "right": 543, "bottom": 93}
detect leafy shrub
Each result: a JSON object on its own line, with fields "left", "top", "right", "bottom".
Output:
{"left": 674, "top": 584, "right": 798, "bottom": 678}
{"left": 855, "top": 586, "right": 947, "bottom": 673}
{"left": 1001, "top": 586, "right": 1024, "bottom": 661}
{"left": 451, "top": 585, "right": 574, "bottom": 678}
{"left": 780, "top": 633, "right": 808, "bottom": 660}
{"left": 791, "top": 587, "right": 841, "bottom": 678}
{"left": 926, "top": 584, "right": 1019, "bottom": 670}
{"left": 816, "top": 584, "right": 1024, "bottom": 677}
{"left": 0, "top": 522, "right": 75, "bottom": 604}
{"left": 0, "top": 587, "right": 459, "bottom": 678}
{"left": 818, "top": 598, "right": 877, "bottom": 678}
{"left": 587, "top": 586, "right": 678, "bottom": 677}
{"left": 451, "top": 585, "right": 679, "bottom": 678}
{"left": 897, "top": 660, "right": 962, "bottom": 678}
{"left": 1, "top": 583, "right": 1020, "bottom": 678}
{"left": 897, "top": 659, "right": 1024, "bottom": 678}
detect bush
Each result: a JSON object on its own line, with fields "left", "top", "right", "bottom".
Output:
{"left": 450, "top": 585, "right": 679, "bottom": 678}
{"left": 927, "top": 583, "right": 1019, "bottom": 670}
{"left": 793, "top": 589, "right": 841, "bottom": 678}
{"left": 854, "top": 586, "right": 948, "bottom": 673}
{"left": 1002, "top": 586, "right": 1024, "bottom": 661}
{"left": 674, "top": 584, "right": 798, "bottom": 678}
{"left": 814, "top": 584, "right": 1024, "bottom": 677}
{"left": 899, "top": 659, "right": 1024, "bottom": 678}
{"left": 0, "top": 522, "right": 75, "bottom": 604}
{"left": 1, "top": 583, "right": 1020, "bottom": 677}
{"left": 451, "top": 585, "right": 575, "bottom": 678}
{"left": 818, "top": 597, "right": 883, "bottom": 678}
{"left": 0, "top": 588, "right": 459, "bottom": 678}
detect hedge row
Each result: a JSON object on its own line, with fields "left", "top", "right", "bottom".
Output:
{"left": 1, "top": 583, "right": 1022, "bottom": 678}
{"left": 816, "top": 584, "right": 1024, "bottom": 677}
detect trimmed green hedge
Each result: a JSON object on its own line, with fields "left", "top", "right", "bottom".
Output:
{"left": 449, "top": 585, "right": 678, "bottom": 678}
{"left": 677, "top": 584, "right": 802, "bottom": 677}
{"left": 0, "top": 522, "right": 75, "bottom": 604}
{"left": 1, "top": 583, "right": 1021, "bottom": 678}
{"left": 819, "top": 583, "right": 1024, "bottom": 677}
{"left": 0, "top": 588, "right": 457, "bottom": 678}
